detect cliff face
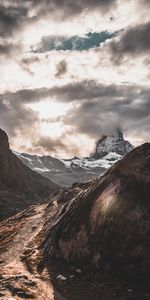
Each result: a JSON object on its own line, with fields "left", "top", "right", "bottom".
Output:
{"left": 42, "top": 143, "right": 150, "bottom": 272}
{"left": 0, "top": 129, "right": 59, "bottom": 220}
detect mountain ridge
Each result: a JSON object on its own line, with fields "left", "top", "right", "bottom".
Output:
{"left": 14, "top": 129, "right": 133, "bottom": 186}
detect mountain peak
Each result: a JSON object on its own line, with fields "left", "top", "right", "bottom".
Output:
{"left": 92, "top": 129, "right": 133, "bottom": 159}
{"left": 0, "top": 128, "right": 9, "bottom": 151}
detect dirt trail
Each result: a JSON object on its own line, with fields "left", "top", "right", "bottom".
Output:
{"left": 1, "top": 205, "right": 46, "bottom": 262}
{"left": 1, "top": 201, "right": 150, "bottom": 300}
{"left": 0, "top": 204, "right": 66, "bottom": 300}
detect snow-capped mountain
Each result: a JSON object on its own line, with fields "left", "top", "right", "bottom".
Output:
{"left": 14, "top": 130, "right": 133, "bottom": 186}
{"left": 91, "top": 129, "right": 133, "bottom": 159}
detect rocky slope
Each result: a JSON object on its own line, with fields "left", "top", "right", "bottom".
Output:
{"left": 0, "top": 128, "right": 59, "bottom": 220}
{"left": 42, "top": 142, "right": 150, "bottom": 272}
{"left": 14, "top": 129, "right": 133, "bottom": 186}
{"left": 0, "top": 143, "right": 150, "bottom": 300}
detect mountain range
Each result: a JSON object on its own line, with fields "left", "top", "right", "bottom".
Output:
{"left": 0, "top": 128, "right": 133, "bottom": 219}
{"left": 14, "top": 129, "right": 133, "bottom": 186}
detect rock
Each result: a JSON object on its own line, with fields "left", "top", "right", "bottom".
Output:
{"left": 0, "top": 259, "right": 4, "bottom": 264}
{"left": 16, "top": 291, "right": 35, "bottom": 298}
{"left": 6, "top": 283, "right": 35, "bottom": 298}
{"left": 24, "top": 280, "right": 37, "bottom": 287}
{"left": 31, "top": 226, "right": 37, "bottom": 231}
{"left": 57, "top": 275, "right": 67, "bottom": 281}
{"left": 75, "top": 269, "right": 82, "bottom": 274}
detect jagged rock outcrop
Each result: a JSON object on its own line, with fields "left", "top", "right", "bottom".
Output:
{"left": 0, "top": 128, "right": 59, "bottom": 220}
{"left": 92, "top": 128, "right": 133, "bottom": 159}
{"left": 42, "top": 143, "right": 150, "bottom": 272}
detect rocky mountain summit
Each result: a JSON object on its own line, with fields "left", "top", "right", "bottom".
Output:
{"left": 0, "top": 128, "right": 59, "bottom": 220}
{"left": 15, "top": 129, "right": 133, "bottom": 186}
{"left": 92, "top": 128, "right": 133, "bottom": 159}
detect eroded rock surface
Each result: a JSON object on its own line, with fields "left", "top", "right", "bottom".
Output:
{"left": 42, "top": 143, "right": 150, "bottom": 273}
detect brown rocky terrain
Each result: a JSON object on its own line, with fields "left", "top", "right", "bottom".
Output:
{"left": 0, "top": 128, "right": 59, "bottom": 220}
{"left": 42, "top": 143, "right": 150, "bottom": 271}
{"left": 0, "top": 142, "right": 150, "bottom": 299}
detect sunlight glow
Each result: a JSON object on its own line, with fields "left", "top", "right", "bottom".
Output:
{"left": 41, "top": 122, "right": 65, "bottom": 138}
{"left": 28, "top": 100, "right": 72, "bottom": 119}
{"left": 27, "top": 100, "right": 72, "bottom": 139}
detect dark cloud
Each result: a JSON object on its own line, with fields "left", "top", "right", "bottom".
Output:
{"left": 140, "top": 0, "right": 150, "bottom": 5}
{"left": 2, "top": 88, "right": 50, "bottom": 104}
{"left": 31, "top": 133, "right": 84, "bottom": 156}
{"left": 68, "top": 96, "right": 150, "bottom": 137}
{"left": 55, "top": 60, "right": 67, "bottom": 77}
{"left": 0, "top": 0, "right": 118, "bottom": 42}
{"left": 0, "top": 3, "right": 28, "bottom": 38}
{"left": 30, "top": 0, "right": 118, "bottom": 19}
{"left": 0, "top": 42, "right": 15, "bottom": 56}
{"left": 33, "top": 31, "right": 117, "bottom": 53}
{"left": 0, "top": 94, "right": 38, "bottom": 138}
{"left": 2, "top": 80, "right": 150, "bottom": 106}
{"left": 109, "top": 22, "right": 150, "bottom": 62}
{"left": 1, "top": 81, "right": 124, "bottom": 104}
{"left": 50, "top": 81, "right": 123, "bottom": 102}
{"left": 20, "top": 56, "right": 40, "bottom": 75}
{"left": 0, "top": 41, "right": 22, "bottom": 58}
{"left": 32, "top": 136, "right": 67, "bottom": 153}
{"left": 64, "top": 84, "right": 150, "bottom": 139}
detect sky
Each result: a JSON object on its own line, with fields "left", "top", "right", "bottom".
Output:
{"left": 0, "top": 0, "right": 150, "bottom": 158}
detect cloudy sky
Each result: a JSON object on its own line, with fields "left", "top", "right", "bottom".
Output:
{"left": 0, "top": 0, "right": 150, "bottom": 158}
